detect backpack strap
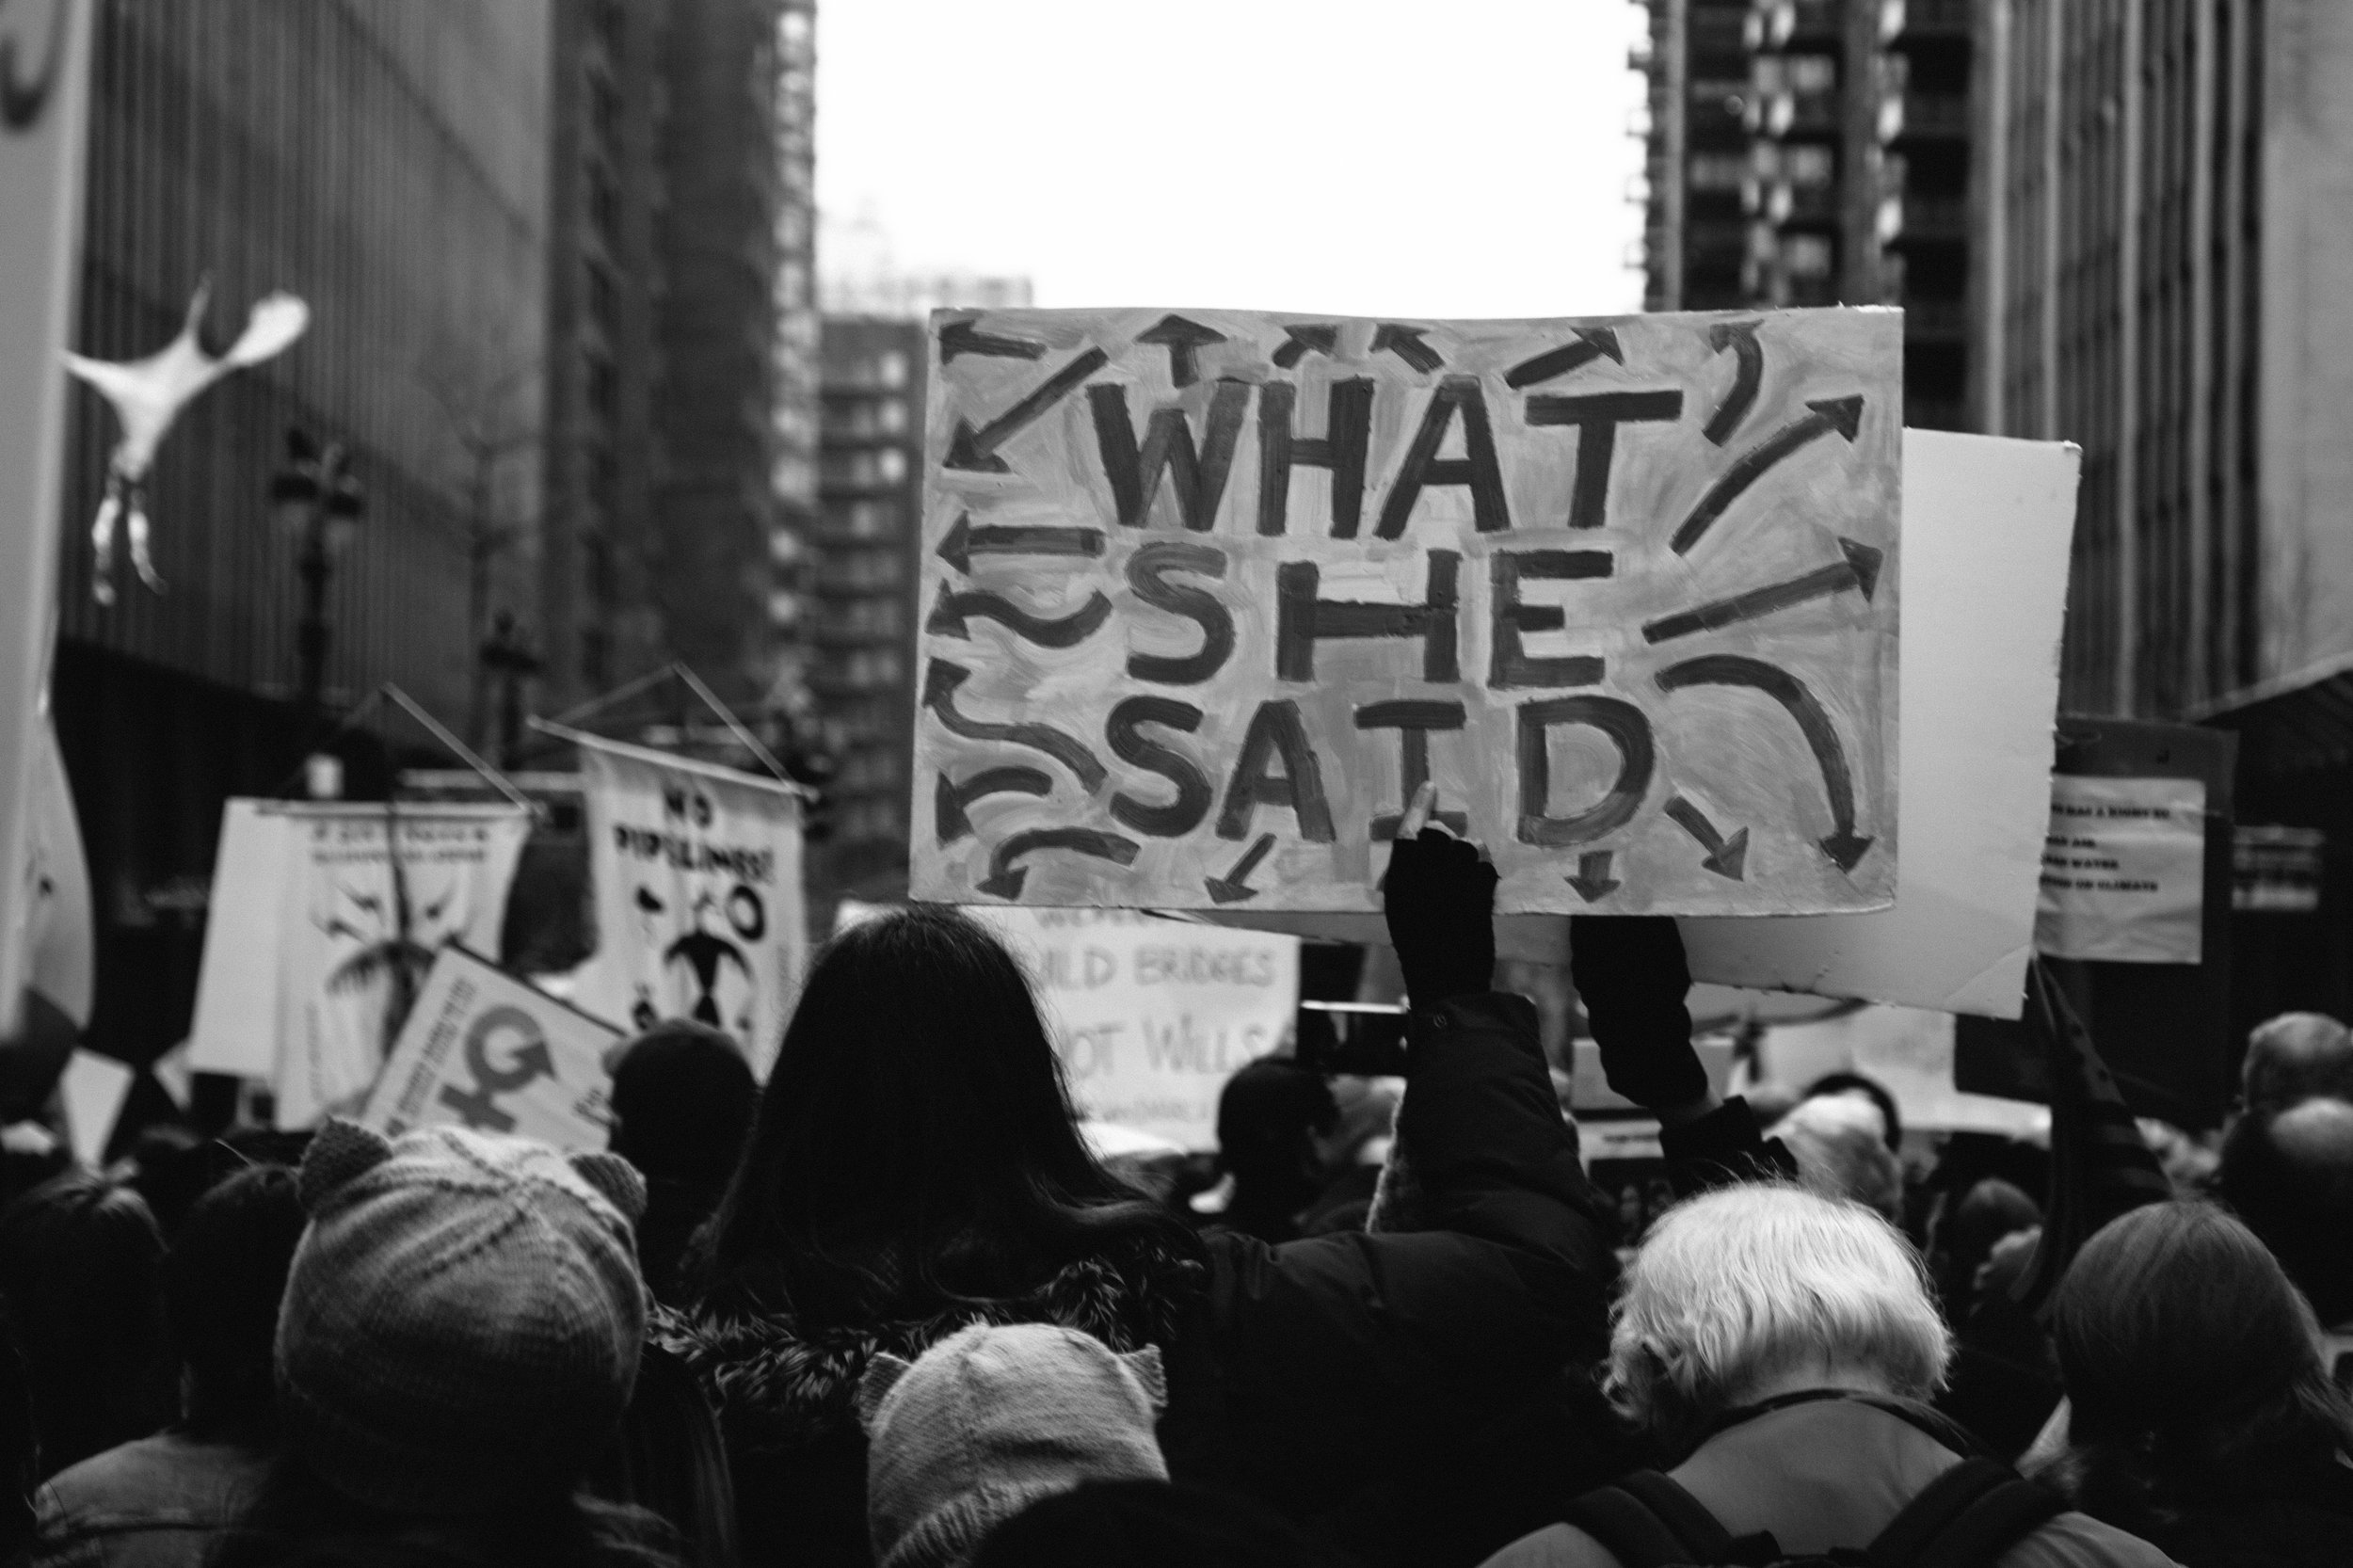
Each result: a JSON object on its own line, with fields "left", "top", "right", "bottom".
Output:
{"left": 1864, "top": 1458, "right": 2064, "bottom": 1568}
{"left": 1563, "top": 1471, "right": 1739, "bottom": 1568}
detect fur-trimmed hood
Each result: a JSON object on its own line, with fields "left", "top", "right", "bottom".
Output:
{"left": 650, "top": 1238, "right": 1206, "bottom": 1456}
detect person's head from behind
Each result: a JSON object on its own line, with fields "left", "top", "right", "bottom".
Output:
{"left": 1215, "top": 1060, "right": 1337, "bottom": 1213}
{"left": 608, "top": 1021, "right": 758, "bottom": 1192}
{"left": 1604, "top": 1184, "right": 1950, "bottom": 1455}
{"left": 1935, "top": 1176, "right": 2041, "bottom": 1313}
{"left": 2218, "top": 1095, "right": 2353, "bottom": 1327}
{"left": 696, "top": 905, "right": 1188, "bottom": 1317}
{"left": 269, "top": 1120, "right": 650, "bottom": 1528}
{"left": 1802, "top": 1070, "right": 1903, "bottom": 1152}
{"left": 2051, "top": 1200, "right": 2353, "bottom": 1512}
{"left": 2241, "top": 1011, "right": 2353, "bottom": 1112}
{"left": 972, "top": 1480, "right": 1353, "bottom": 1568}
{"left": 858, "top": 1322, "right": 1166, "bottom": 1568}
{"left": 1769, "top": 1094, "right": 1906, "bottom": 1224}
{"left": 166, "top": 1162, "right": 307, "bottom": 1443}
{"left": 0, "top": 1170, "right": 172, "bottom": 1477}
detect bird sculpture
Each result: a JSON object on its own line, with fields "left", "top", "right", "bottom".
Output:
{"left": 61, "top": 277, "right": 310, "bottom": 603}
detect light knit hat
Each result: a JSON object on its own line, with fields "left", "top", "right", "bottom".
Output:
{"left": 858, "top": 1323, "right": 1169, "bottom": 1568}
{"left": 275, "top": 1119, "right": 650, "bottom": 1516}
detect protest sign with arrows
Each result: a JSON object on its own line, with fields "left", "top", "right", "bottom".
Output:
{"left": 916, "top": 305, "right": 1901, "bottom": 916}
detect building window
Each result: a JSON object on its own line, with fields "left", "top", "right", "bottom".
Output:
{"left": 875, "top": 350, "right": 909, "bottom": 389}
{"left": 586, "top": 350, "right": 618, "bottom": 424}
{"left": 1782, "top": 235, "right": 1834, "bottom": 277}
{"left": 1689, "top": 153, "right": 1748, "bottom": 191}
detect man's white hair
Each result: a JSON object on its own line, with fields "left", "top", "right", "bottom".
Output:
{"left": 1604, "top": 1183, "right": 1952, "bottom": 1445}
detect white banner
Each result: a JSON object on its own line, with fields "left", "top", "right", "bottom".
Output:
{"left": 185, "top": 801, "right": 532, "bottom": 1126}
{"left": 360, "top": 944, "right": 622, "bottom": 1150}
{"left": 564, "top": 729, "right": 805, "bottom": 1076}
{"left": 0, "top": 0, "right": 92, "bottom": 1035}
{"left": 2034, "top": 776, "right": 2207, "bottom": 965}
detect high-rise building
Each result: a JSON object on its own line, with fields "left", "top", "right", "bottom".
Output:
{"left": 52, "top": 1, "right": 553, "bottom": 1059}
{"left": 1636, "top": 0, "right": 1757, "bottom": 310}
{"left": 813, "top": 318, "right": 926, "bottom": 896}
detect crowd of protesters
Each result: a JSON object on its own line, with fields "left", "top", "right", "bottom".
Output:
{"left": 1, "top": 793, "right": 2350, "bottom": 1568}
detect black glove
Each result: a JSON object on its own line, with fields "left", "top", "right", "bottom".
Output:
{"left": 1569, "top": 915, "right": 1707, "bottom": 1112}
{"left": 1382, "top": 828, "right": 1497, "bottom": 1009}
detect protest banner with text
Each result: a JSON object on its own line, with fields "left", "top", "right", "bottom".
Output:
{"left": 915, "top": 307, "right": 1901, "bottom": 916}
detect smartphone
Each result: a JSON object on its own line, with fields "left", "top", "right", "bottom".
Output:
{"left": 1294, "top": 1001, "right": 1411, "bottom": 1078}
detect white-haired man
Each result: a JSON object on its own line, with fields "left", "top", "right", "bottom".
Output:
{"left": 1479, "top": 1185, "right": 2178, "bottom": 1568}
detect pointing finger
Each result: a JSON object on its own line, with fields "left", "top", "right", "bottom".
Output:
{"left": 1398, "top": 780, "right": 1439, "bottom": 840}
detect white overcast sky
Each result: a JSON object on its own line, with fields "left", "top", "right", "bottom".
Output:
{"left": 815, "top": 0, "right": 1651, "bottom": 318}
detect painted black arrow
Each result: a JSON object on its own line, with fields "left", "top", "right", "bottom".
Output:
{"left": 1641, "top": 537, "right": 1884, "bottom": 644}
{"left": 1702, "top": 320, "right": 1764, "bottom": 445}
{"left": 922, "top": 660, "right": 1106, "bottom": 791}
{"left": 1136, "top": 314, "right": 1225, "bottom": 388}
{"left": 935, "top": 512, "right": 1104, "bottom": 574}
{"left": 943, "top": 345, "right": 1112, "bottom": 472}
{"left": 1657, "top": 653, "right": 1875, "bottom": 872}
{"left": 1371, "top": 323, "right": 1445, "bottom": 374}
{"left": 1271, "top": 323, "right": 1340, "bottom": 369}
{"left": 937, "top": 317, "right": 1046, "bottom": 363}
{"left": 976, "top": 827, "right": 1141, "bottom": 900}
{"left": 1670, "top": 394, "right": 1867, "bottom": 555}
{"left": 1205, "top": 834, "right": 1277, "bottom": 904}
{"left": 1503, "top": 327, "right": 1625, "bottom": 389}
{"left": 927, "top": 585, "right": 1113, "bottom": 648}
{"left": 1663, "top": 794, "right": 1751, "bottom": 881}
{"left": 934, "top": 766, "right": 1052, "bottom": 844}
{"left": 1564, "top": 850, "right": 1623, "bottom": 902}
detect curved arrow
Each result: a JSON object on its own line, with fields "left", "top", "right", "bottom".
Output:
{"left": 1504, "top": 327, "right": 1625, "bottom": 389}
{"left": 927, "top": 585, "right": 1112, "bottom": 648}
{"left": 1, "top": 0, "right": 68, "bottom": 129}
{"left": 1137, "top": 314, "right": 1226, "bottom": 388}
{"left": 1271, "top": 324, "right": 1340, "bottom": 369}
{"left": 1564, "top": 850, "right": 1623, "bottom": 902}
{"left": 1702, "top": 321, "right": 1764, "bottom": 445}
{"left": 1641, "top": 537, "right": 1884, "bottom": 644}
{"left": 1371, "top": 323, "right": 1444, "bottom": 374}
{"left": 1662, "top": 794, "right": 1751, "bottom": 881}
{"left": 936, "top": 512, "right": 1104, "bottom": 574}
{"left": 935, "top": 766, "right": 1053, "bottom": 844}
{"left": 977, "top": 827, "right": 1141, "bottom": 900}
{"left": 1670, "top": 394, "right": 1866, "bottom": 555}
{"left": 944, "top": 345, "right": 1112, "bottom": 472}
{"left": 922, "top": 660, "right": 1106, "bottom": 791}
{"left": 1656, "top": 653, "right": 1875, "bottom": 872}
{"left": 1205, "top": 834, "right": 1276, "bottom": 904}
{"left": 938, "top": 317, "right": 1046, "bottom": 363}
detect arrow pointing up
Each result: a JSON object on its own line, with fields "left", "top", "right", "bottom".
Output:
{"left": 1662, "top": 795, "right": 1751, "bottom": 881}
{"left": 1671, "top": 394, "right": 1867, "bottom": 555}
{"left": 1641, "top": 536, "right": 1884, "bottom": 644}
{"left": 1702, "top": 320, "right": 1765, "bottom": 444}
{"left": 1504, "top": 327, "right": 1625, "bottom": 389}
{"left": 1204, "top": 834, "right": 1276, "bottom": 904}
{"left": 937, "top": 316, "right": 1047, "bottom": 363}
{"left": 1271, "top": 323, "right": 1340, "bottom": 369}
{"left": 943, "top": 345, "right": 1112, "bottom": 472}
{"left": 1564, "top": 850, "right": 1623, "bottom": 902}
{"left": 935, "top": 512, "right": 1105, "bottom": 574}
{"left": 1370, "top": 323, "right": 1445, "bottom": 374}
{"left": 975, "top": 827, "right": 1141, "bottom": 900}
{"left": 1136, "top": 314, "right": 1226, "bottom": 388}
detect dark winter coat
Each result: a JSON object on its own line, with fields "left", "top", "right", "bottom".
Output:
{"left": 654, "top": 992, "right": 1626, "bottom": 1568}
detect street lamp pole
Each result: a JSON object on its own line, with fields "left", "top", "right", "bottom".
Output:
{"left": 271, "top": 429, "right": 364, "bottom": 717}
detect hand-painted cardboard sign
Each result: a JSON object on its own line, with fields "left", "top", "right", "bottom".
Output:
{"left": 360, "top": 944, "right": 623, "bottom": 1151}
{"left": 914, "top": 306, "right": 1901, "bottom": 916}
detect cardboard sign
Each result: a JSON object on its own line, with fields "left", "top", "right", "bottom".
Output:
{"left": 184, "top": 801, "right": 533, "bottom": 1127}
{"left": 562, "top": 729, "right": 805, "bottom": 1077}
{"left": 2035, "top": 776, "right": 2207, "bottom": 963}
{"left": 0, "top": 0, "right": 91, "bottom": 1035}
{"left": 916, "top": 306, "right": 1902, "bottom": 916}
{"left": 360, "top": 945, "right": 623, "bottom": 1150}
{"left": 839, "top": 901, "right": 1301, "bottom": 1151}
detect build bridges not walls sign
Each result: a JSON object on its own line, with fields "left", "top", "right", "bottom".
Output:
{"left": 913, "top": 306, "right": 1903, "bottom": 916}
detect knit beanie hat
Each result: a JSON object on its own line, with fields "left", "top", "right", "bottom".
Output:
{"left": 858, "top": 1322, "right": 1168, "bottom": 1568}
{"left": 275, "top": 1119, "right": 649, "bottom": 1517}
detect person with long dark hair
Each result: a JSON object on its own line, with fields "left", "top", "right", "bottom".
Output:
{"left": 2039, "top": 1201, "right": 2353, "bottom": 1567}
{"left": 658, "top": 794, "right": 1741, "bottom": 1568}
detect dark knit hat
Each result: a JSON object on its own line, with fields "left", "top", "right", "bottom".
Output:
{"left": 275, "top": 1120, "right": 649, "bottom": 1516}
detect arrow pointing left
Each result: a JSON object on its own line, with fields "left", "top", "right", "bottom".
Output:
{"left": 943, "top": 345, "right": 1112, "bottom": 472}
{"left": 937, "top": 316, "right": 1047, "bottom": 363}
{"left": 926, "top": 585, "right": 1113, "bottom": 648}
{"left": 935, "top": 513, "right": 1104, "bottom": 574}
{"left": 976, "top": 827, "right": 1141, "bottom": 900}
